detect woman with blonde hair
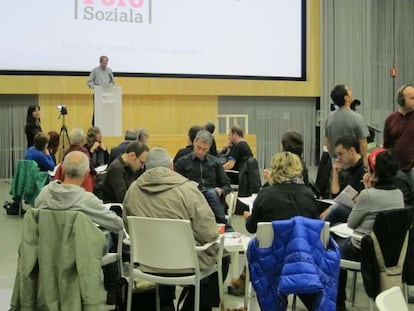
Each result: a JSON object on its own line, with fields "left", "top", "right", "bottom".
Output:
{"left": 228, "top": 152, "right": 320, "bottom": 302}
{"left": 245, "top": 151, "right": 319, "bottom": 233}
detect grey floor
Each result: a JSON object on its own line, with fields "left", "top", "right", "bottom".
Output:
{"left": 1, "top": 178, "right": 413, "bottom": 311}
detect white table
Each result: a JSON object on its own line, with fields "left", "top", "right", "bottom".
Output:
{"left": 223, "top": 232, "right": 251, "bottom": 278}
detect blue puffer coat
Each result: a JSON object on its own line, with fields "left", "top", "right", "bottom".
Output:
{"left": 247, "top": 216, "right": 341, "bottom": 311}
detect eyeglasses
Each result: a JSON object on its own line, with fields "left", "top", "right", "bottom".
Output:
{"left": 137, "top": 157, "right": 146, "bottom": 164}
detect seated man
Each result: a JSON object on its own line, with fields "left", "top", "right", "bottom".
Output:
{"left": 35, "top": 151, "right": 124, "bottom": 304}
{"left": 24, "top": 132, "right": 55, "bottom": 172}
{"left": 103, "top": 141, "right": 149, "bottom": 203}
{"left": 223, "top": 126, "right": 253, "bottom": 181}
{"left": 320, "top": 135, "right": 365, "bottom": 224}
{"left": 175, "top": 130, "right": 232, "bottom": 230}
{"left": 108, "top": 129, "right": 138, "bottom": 164}
{"left": 173, "top": 125, "right": 202, "bottom": 164}
{"left": 123, "top": 147, "right": 225, "bottom": 311}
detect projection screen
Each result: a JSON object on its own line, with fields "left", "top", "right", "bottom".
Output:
{"left": 0, "top": 0, "right": 306, "bottom": 80}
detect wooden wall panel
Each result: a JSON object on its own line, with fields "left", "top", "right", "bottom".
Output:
{"left": 37, "top": 94, "right": 218, "bottom": 149}
{"left": 104, "top": 134, "right": 256, "bottom": 160}
{"left": 122, "top": 95, "right": 217, "bottom": 134}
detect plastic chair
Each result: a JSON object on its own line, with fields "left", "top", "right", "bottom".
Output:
{"left": 340, "top": 208, "right": 411, "bottom": 310}
{"left": 250, "top": 221, "right": 331, "bottom": 310}
{"left": 225, "top": 191, "right": 238, "bottom": 226}
{"left": 126, "top": 216, "right": 224, "bottom": 311}
{"left": 225, "top": 169, "right": 240, "bottom": 191}
{"left": 101, "top": 203, "right": 126, "bottom": 276}
{"left": 11, "top": 209, "right": 107, "bottom": 308}
{"left": 101, "top": 228, "right": 124, "bottom": 275}
{"left": 10, "top": 159, "right": 49, "bottom": 214}
{"left": 375, "top": 286, "right": 408, "bottom": 311}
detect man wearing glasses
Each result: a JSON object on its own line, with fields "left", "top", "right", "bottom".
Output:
{"left": 320, "top": 135, "right": 366, "bottom": 224}
{"left": 102, "top": 141, "right": 149, "bottom": 203}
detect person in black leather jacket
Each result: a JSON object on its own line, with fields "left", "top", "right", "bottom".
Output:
{"left": 175, "top": 130, "right": 231, "bottom": 229}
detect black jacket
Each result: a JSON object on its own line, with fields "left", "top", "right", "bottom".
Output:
{"left": 245, "top": 183, "right": 319, "bottom": 233}
{"left": 174, "top": 153, "right": 231, "bottom": 196}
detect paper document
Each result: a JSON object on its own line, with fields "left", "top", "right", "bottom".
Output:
{"left": 330, "top": 223, "right": 354, "bottom": 238}
{"left": 48, "top": 164, "right": 60, "bottom": 177}
{"left": 95, "top": 164, "right": 108, "bottom": 174}
{"left": 334, "top": 185, "right": 358, "bottom": 208}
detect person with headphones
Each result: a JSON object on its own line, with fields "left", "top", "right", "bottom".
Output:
{"left": 383, "top": 84, "right": 414, "bottom": 184}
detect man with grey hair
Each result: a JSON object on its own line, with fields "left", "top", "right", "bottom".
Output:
{"left": 69, "top": 127, "right": 85, "bottom": 145}
{"left": 55, "top": 128, "right": 96, "bottom": 191}
{"left": 123, "top": 147, "right": 221, "bottom": 311}
{"left": 35, "top": 151, "right": 123, "bottom": 304}
{"left": 175, "top": 130, "right": 232, "bottom": 230}
{"left": 36, "top": 150, "right": 123, "bottom": 230}
{"left": 136, "top": 127, "right": 149, "bottom": 144}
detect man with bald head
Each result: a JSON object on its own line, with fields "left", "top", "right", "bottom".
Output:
{"left": 36, "top": 151, "right": 123, "bottom": 231}
{"left": 35, "top": 150, "right": 123, "bottom": 304}
{"left": 384, "top": 84, "right": 414, "bottom": 184}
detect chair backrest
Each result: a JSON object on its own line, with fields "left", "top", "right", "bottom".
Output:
{"left": 225, "top": 191, "right": 237, "bottom": 224}
{"left": 12, "top": 208, "right": 107, "bottom": 308}
{"left": 372, "top": 208, "right": 411, "bottom": 267}
{"left": 314, "top": 151, "right": 332, "bottom": 198}
{"left": 257, "top": 220, "right": 330, "bottom": 249}
{"left": 238, "top": 157, "right": 261, "bottom": 196}
{"left": 127, "top": 216, "right": 199, "bottom": 272}
{"left": 375, "top": 286, "right": 408, "bottom": 311}
{"left": 361, "top": 208, "right": 412, "bottom": 298}
{"left": 10, "top": 159, "right": 49, "bottom": 205}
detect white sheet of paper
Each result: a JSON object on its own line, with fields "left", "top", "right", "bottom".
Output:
{"left": 95, "top": 164, "right": 108, "bottom": 174}
{"left": 330, "top": 223, "right": 353, "bottom": 238}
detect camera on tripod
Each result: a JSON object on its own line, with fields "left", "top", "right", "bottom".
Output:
{"left": 56, "top": 105, "right": 68, "bottom": 115}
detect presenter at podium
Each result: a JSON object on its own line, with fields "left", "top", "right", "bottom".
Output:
{"left": 87, "top": 55, "right": 115, "bottom": 125}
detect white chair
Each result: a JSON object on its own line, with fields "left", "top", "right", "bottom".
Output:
{"left": 375, "top": 286, "right": 408, "bottom": 311}
{"left": 126, "top": 216, "right": 224, "bottom": 311}
{"left": 101, "top": 203, "right": 125, "bottom": 276}
{"left": 101, "top": 228, "right": 125, "bottom": 276}
{"left": 225, "top": 191, "right": 238, "bottom": 226}
{"left": 247, "top": 221, "right": 332, "bottom": 310}
{"left": 339, "top": 209, "right": 410, "bottom": 310}
{"left": 225, "top": 169, "right": 239, "bottom": 191}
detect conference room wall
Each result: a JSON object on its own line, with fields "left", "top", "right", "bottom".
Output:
{"left": 0, "top": 0, "right": 320, "bottom": 97}
{"left": 320, "top": 0, "right": 414, "bottom": 148}
{"left": 0, "top": 0, "right": 320, "bottom": 178}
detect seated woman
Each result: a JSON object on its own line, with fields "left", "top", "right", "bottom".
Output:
{"left": 245, "top": 151, "right": 319, "bottom": 232}
{"left": 84, "top": 126, "right": 109, "bottom": 168}
{"left": 47, "top": 131, "right": 60, "bottom": 164}
{"left": 24, "top": 132, "right": 55, "bottom": 171}
{"left": 336, "top": 149, "right": 404, "bottom": 311}
{"left": 228, "top": 152, "right": 319, "bottom": 308}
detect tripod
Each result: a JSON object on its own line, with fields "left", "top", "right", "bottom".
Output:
{"left": 58, "top": 113, "right": 71, "bottom": 161}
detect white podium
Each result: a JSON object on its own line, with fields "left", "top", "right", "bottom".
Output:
{"left": 94, "top": 86, "right": 122, "bottom": 136}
